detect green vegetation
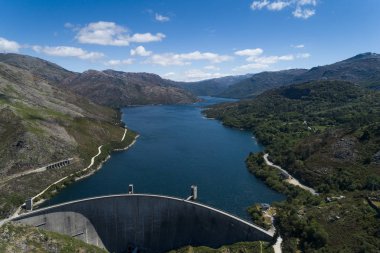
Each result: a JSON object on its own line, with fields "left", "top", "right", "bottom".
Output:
{"left": 167, "top": 241, "right": 273, "bottom": 253}
{"left": 0, "top": 222, "right": 107, "bottom": 253}
{"left": 206, "top": 80, "right": 380, "bottom": 252}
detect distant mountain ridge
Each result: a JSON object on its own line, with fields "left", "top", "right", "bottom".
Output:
{"left": 218, "top": 69, "right": 308, "bottom": 98}
{"left": 216, "top": 52, "right": 380, "bottom": 98}
{"left": 0, "top": 53, "right": 198, "bottom": 107}
{"left": 176, "top": 74, "right": 253, "bottom": 96}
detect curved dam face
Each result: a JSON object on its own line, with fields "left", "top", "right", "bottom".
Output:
{"left": 12, "top": 194, "right": 273, "bottom": 253}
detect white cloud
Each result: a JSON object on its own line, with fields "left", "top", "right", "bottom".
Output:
{"left": 0, "top": 37, "right": 21, "bottom": 52}
{"left": 251, "top": 54, "right": 294, "bottom": 64}
{"left": 75, "top": 21, "right": 165, "bottom": 46}
{"left": 183, "top": 69, "right": 227, "bottom": 81}
{"left": 251, "top": 0, "right": 270, "bottom": 10}
{"left": 105, "top": 59, "right": 134, "bottom": 66}
{"left": 250, "top": 0, "right": 317, "bottom": 19}
{"left": 179, "top": 51, "right": 232, "bottom": 63}
{"left": 292, "top": 6, "right": 315, "bottom": 19}
{"left": 297, "top": 0, "right": 317, "bottom": 6}
{"left": 146, "top": 51, "right": 232, "bottom": 66}
{"left": 235, "top": 48, "right": 263, "bottom": 57}
{"left": 232, "top": 63, "right": 269, "bottom": 72}
{"left": 267, "top": 1, "right": 291, "bottom": 11}
{"left": 233, "top": 52, "right": 303, "bottom": 73}
{"left": 128, "top": 33, "right": 165, "bottom": 43}
{"left": 163, "top": 72, "right": 176, "bottom": 78}
{"left": 130, "top": 46, "right": 152, "bottom": 56}
{"left": 147, "top": 53, "right": 189, "bottom": 66}
{"left": 32, "top": 46, "right": 104, "bottom": 60}
{"left": 204, "top": 65, "right": 220, "bottom": 71}
{"left": 293, "top": 44, "right": 305, "bottom": 48}
{"left": 296, "top": 53, "right": 311, "bottom": 58}
{"left": 155, "top": 13, "right": 170, "bottom": 22}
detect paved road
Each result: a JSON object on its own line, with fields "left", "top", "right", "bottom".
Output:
{"left": 263, "top": 153, "right": 317, "bottom": 195}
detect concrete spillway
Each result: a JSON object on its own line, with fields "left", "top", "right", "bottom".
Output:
{"left": 12, "top": 194, "right": 273, "bottom": 253}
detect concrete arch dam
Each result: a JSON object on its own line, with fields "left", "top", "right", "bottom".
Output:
{"left": 12, "top": 194, "right": 273, "bottom": 253}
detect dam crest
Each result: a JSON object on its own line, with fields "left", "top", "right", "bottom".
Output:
{"left": 12, "top": 193, "right": 273, "bottom": 253}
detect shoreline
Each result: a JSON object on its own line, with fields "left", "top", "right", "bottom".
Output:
{"left": 4, "top": 130, "right": 140, "bottom": 221}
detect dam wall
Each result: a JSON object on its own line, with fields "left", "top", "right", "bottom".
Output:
{"left": 12, "top": 194, "right": 273, "bottom": 253}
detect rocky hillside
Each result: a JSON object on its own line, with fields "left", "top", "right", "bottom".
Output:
{"left": 0, "top": 53, "right": 198, "bottom": 107}
{"left": 61, "top": 69, "right": 198, "bottom": 107}
{"left": 0, "top": 222, "right": 106, "bottom": 253}
{"left": 0, "top": 60, "right": 136, "bottom": 218}
{"left": 214, "top": 53, "right": 380, "bottom": 99}
{"left": 0, "top": 53, "right": 75, "bottom": 85}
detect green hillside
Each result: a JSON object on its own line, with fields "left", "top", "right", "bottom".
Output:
{"left": 205, "top": 80, "right": 380, "bottom": 252}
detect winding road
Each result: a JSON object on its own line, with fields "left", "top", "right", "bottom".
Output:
{"left": 263, "top": 153, "right": 317, "bottom": 195}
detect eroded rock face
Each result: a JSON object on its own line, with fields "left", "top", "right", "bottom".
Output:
{"left": 332, "top": 137, "right": 358, "bottom": 161}
{"left": 61, "top": 70, "right": 199, "bottom": 107}
{"left": 372, "top": 150, "right": 380, "bottom": 164}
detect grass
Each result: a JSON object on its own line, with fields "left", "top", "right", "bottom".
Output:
{"left": 167, "top": 241, "right": 274, "bottom": 253}
{"left": 0, "top": 222, "right": 107, "bottom": 253}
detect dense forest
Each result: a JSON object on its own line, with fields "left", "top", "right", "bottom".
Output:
{"left": 205, "top": 80, "right": 380, "bottom": 252}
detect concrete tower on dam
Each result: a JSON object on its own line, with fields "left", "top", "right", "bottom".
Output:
{"left": 12, "top": 194, "right": 274, "bottom": 253}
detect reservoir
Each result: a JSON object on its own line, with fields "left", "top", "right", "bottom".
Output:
{"left": 43, "top": 97, "right": 284, "bottom": 219}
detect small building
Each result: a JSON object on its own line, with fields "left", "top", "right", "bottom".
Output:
{"left": 260, "top": 203, "right": 270, "bottom": 211}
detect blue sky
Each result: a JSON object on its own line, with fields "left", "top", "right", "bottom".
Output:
{"left": 0, "top": 0, "right": 379, "bottom": 81}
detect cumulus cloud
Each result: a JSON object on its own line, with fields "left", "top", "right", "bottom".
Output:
{"left": 130, "top": 46, "right": 152, "bottom": 56}
{"left": 146, "top": 51, "right": 232, "bottom": 66}
{"left": 292, "top": 6, "right": 315, "bottom": 19}
{"left": 232, "top": 63, "right": 269, "bottom": 72}
{"left": 75, "top": 21, "right": 165, "bottom": 46}
{"left": 293, "top": 44, "right": 305, "bottom": 48}
{"left": 235, "top": 48, "right": 264, "bottom": 57}
{"left": 267, "top": 1, "right": 291, "bottom": 10}
{"left": 250, "top": 0, "right": 317, "bottom": 19}
{"left": 251, "top": 0, "right": 270, "bottom": 10}
{"left": 128, "top": 33, "right": 165, "bottom": 43}
{"left": 32, "top": 46, "right": 104, "bottom": 60}
{"left": 0, "top": 37, "right": 21, "bottom": 52}
{"left": 183, "top": 69, "right": 227, "bottom": 81}
{"left": 155, "top": 13, "right": 170, "bottom": 22}
{"left": 233, "top": 49, "right": 310, "bottom": 73}
{"left": 105, "top": 59, "right": 134, "bottom": 66}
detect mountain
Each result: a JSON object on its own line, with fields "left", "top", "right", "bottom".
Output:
{"left": 61, "top": 69, "right": 198, "bottom": 107}
{"left": 176, "top": 74, "right": 253, "bottom": 96}
{"left": 0, "top": 53, "right": 198, "bottom": 107}
{"left": 218, "top": 52, "right": 380, "bottom": 98}
{"left": 205, "top": 80, "right": 380, "bottom": 252}
{"left": 0, "top": 53, "right": 75, "bottom": 85}
{"left": 218, "top": 69, "right": 307, "bottom": 98}
{"left": 293, "top": 52, "right": 380, "bottom": 88}
{"left": 0, "top": 60, "right": 136, "bottom": 218}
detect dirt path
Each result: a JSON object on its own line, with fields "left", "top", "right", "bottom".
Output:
{"left": 0, "top": 158, "right": 73, "bottom": 188}
{"left": 121, "top": 127, "right": 128, "bottom": 141}
{"left": 263, "top": 153, "right": 317, "bottom": 195}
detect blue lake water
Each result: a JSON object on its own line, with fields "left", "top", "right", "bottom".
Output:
{"left": 43, "top": 97, "right": 284, "bottom": 219}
